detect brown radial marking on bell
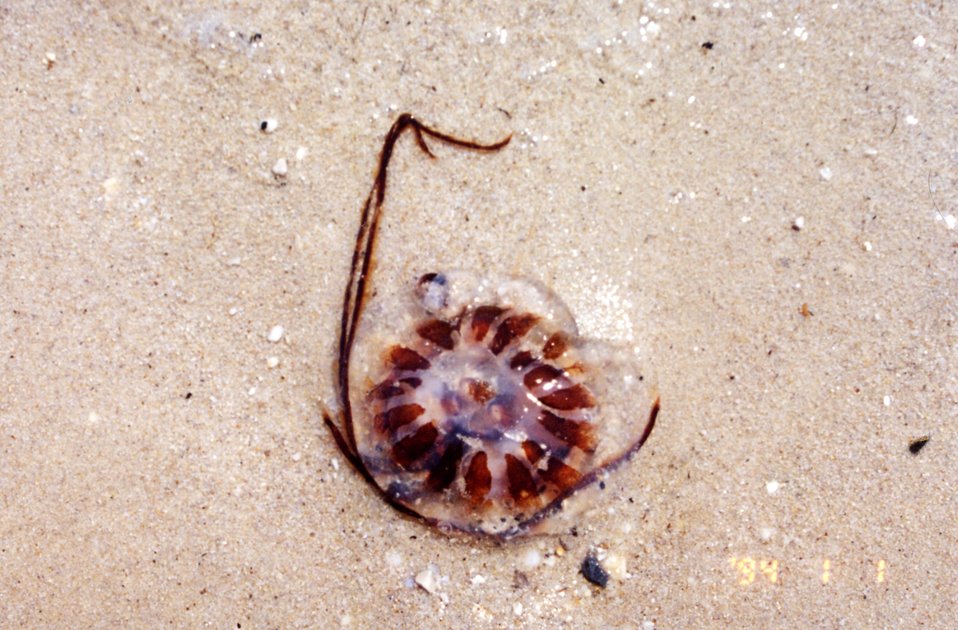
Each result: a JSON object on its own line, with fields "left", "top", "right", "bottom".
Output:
{"left": 392, "top": 422, "right": 439, "bottom": 468}
{"left": 542, "top": 332, "right": 569, "bottom": 360}
{"left": 538, "top": 383, "right": 596, "bottom": 411}
{"left": 521, "top": 440, "right": 544, "bottom": 465}
{"left": 539, "top": 410, "right": 597, "bottom": 452}
{"left": 467, "top": 380, "right": 496, "bottom": 404}
{"left": 399, "top": 376, "right": 422, "bottom": 388}
{"left": 464, "top": 451, "right": 492, "bottom": 505}
{"left": 539, "top": 456, "right": 582, "bottom": 492}
{"left": 471, "top": 305, "right": 505, "bottom": 341}
{"left": 388, "top": 345, "right": 431, "bottom": 370}
{"left": 504, "top": 453, "right": 539, "bottom": 506}
{"left": 509, "top": 350, "right": 535, "bottom": 370}
{"left": 425, "top": 437, "right": 467, "bottom": 491}
{"left": 367, "top": 380, "right": 404, "bottom": 400}
{"left": 416, "top": 319, "right": 457, "bottom": 350}
{"left": 523, "top": 364, "right": 564, "bottom": 389}
{"left": 374, "top": 403, "right": 425, "bottom": 433}
{"left": 489, "top": 313, "right": 540, "bottom": 355}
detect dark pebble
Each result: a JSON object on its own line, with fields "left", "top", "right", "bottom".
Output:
{"left": 580, "top": 553, "right": 609, "bottom": 588}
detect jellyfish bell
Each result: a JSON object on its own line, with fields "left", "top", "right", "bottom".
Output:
{"left": 349, "top": 270, "right": 658, "bottom": 537}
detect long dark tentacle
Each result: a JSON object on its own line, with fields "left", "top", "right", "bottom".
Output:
{"left": 324, "top": 114, "right": 510, "bottom": 506}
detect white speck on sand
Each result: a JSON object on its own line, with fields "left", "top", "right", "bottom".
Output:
{"left": 937, "top": 213, "right": 957, "bottom": 230}
{"left": 470, "top": 574, "right": 486, "bottom": 585}
{"left": 819, "top": 166, "right": 833, "bottom": 180}
{"left": 272, "top": 157, "right": 288, "bottom": 177}
{"left": 766, "top": 480, "right": 781, "bottom": 495}
{"left": 267, "top": 325, "right": 284, "bottom": 342}
{"left": 518, "top": 548, "right": 542, "bottom": 571}
{"left": 883, "top": 395, "right": 891, "bottom": 406}
{"left": 385, "top": 550, "right": 403, "bottom": 568}
{"left": 295, "top": 146, "right": 309, "bottom": 161}
{"left": 793, "top": 216, "right": 805, "bottom": 230}
{"left": 912, "top": 35, "right": 926, "bottom": 48}
{"left": 513, "top": 602, "right": 523, "bottom": 616}
{"left": 266, "top": 356, "right": 279, "bottom": 368}
{"left": 905, "top": 114, "right": 918, "bottom": 125}
{"left": 759, "top": 527, "right": 775, "bottom": 542}
{"left": 261, "top": 118, "right": 278, "bottom": 133}
{"left": 863, "top": 241, "right": 873, "bottom": 252}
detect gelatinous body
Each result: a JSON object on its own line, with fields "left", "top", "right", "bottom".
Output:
{"left": 324, "top": 114, "right": 658, "bottom": 539}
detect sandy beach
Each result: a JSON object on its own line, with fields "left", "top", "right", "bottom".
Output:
{"left": 2, "top": 2, "right": 956, "bottom": 627}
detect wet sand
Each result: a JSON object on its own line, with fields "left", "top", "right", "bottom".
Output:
{"left": 2, "top": 2, "right": 956, "bottom": 627}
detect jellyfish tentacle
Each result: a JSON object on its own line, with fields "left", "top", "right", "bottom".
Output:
{"left": 328, "top": 114, "right": 511, "bottom": 509}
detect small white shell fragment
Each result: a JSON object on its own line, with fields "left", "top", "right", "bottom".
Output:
{"left": 883, "top": 395, "right": 891, "bottom": 406}
{"left": 759, "top": 526, "right": 775, "bottom": 542}
{"left": 260, "top": 117, "right": 278, "bottom": 133}
{"left": 266, "top": 356, "right": 280, "bottom": 368}
{"left": 912, "top": 35, "right": 926, "bottom": 48}
{"left": 272, "top": 157, "right": 288, "bottom": 177}
{"left": 295, "top": 146, "right": 309, "bottom": 161}
{"left": 905, "top": 114, "right": 918, "bottom": 125}
{"left": 470, "top": 574, "right": 487, "bottom": 585}
{"left": 819, "top": 166, "right": 833, "bottom": 180}
{"left": 766, "top": 480, "right": 781, "bottom": 495}
{"left": 792, "top": 216, "right": 805, "bottom": 230}
{"left": 267, "top": 325, "right": 285, "bottom": 342}
{"left": 415, "top": 566, "right": 440, "bottom": 594}
{"left": 45, "top": 51, "right": 56, "bottom": 68}
{"left": 602, "top": 552, "right": 628, "bottom": 580}
{"left": 513, "top": 602, "right": 524, "bottom": 616}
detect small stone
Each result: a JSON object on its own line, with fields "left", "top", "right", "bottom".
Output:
{"left": 267, "top": 356, "right": 280, "bottom": 368}
{"left": 819, "top": 166, "right": 833, "bottom": 181}
{"left": 912, "top": 35, "right": 926, "bottom": 48}
{"left": 415, "top": 566, "right": 439, "bottom": 594}
{"left": 759, "top": 527, "right": 775, "bottom": 542}
{"left": 271, "top": 157, "right": 288, "bottom": 177}
{"left": 513, "top": 602, "right": 523, "bottom": 616}
{"left": 267, "top": 325, "right": 285, "bottom": 342}
{"left": 883, "top": 395, "right": 891, "bottom": 406}
{"left": 44, "top": 51, "right": 56, "bottom": 69}
{"left": 766, "top": 480, "right": 780, "bottom": 495}
{"left": 580, "top": 553, "right": 609, "bottom": 588}
{"left": 295, "top": 146, "right": 309, "bottom": 161}
{"left": 602, "top": 552, "right": 628, "bottom": 580}
{"left": 470, "top": 574, "right": 486, "bottom": 585}
{"left": 792, "top": 216, "right": 805, "bottom": 231}
{"left": 260, "top": 118, "right": 278, "bottom": 133}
